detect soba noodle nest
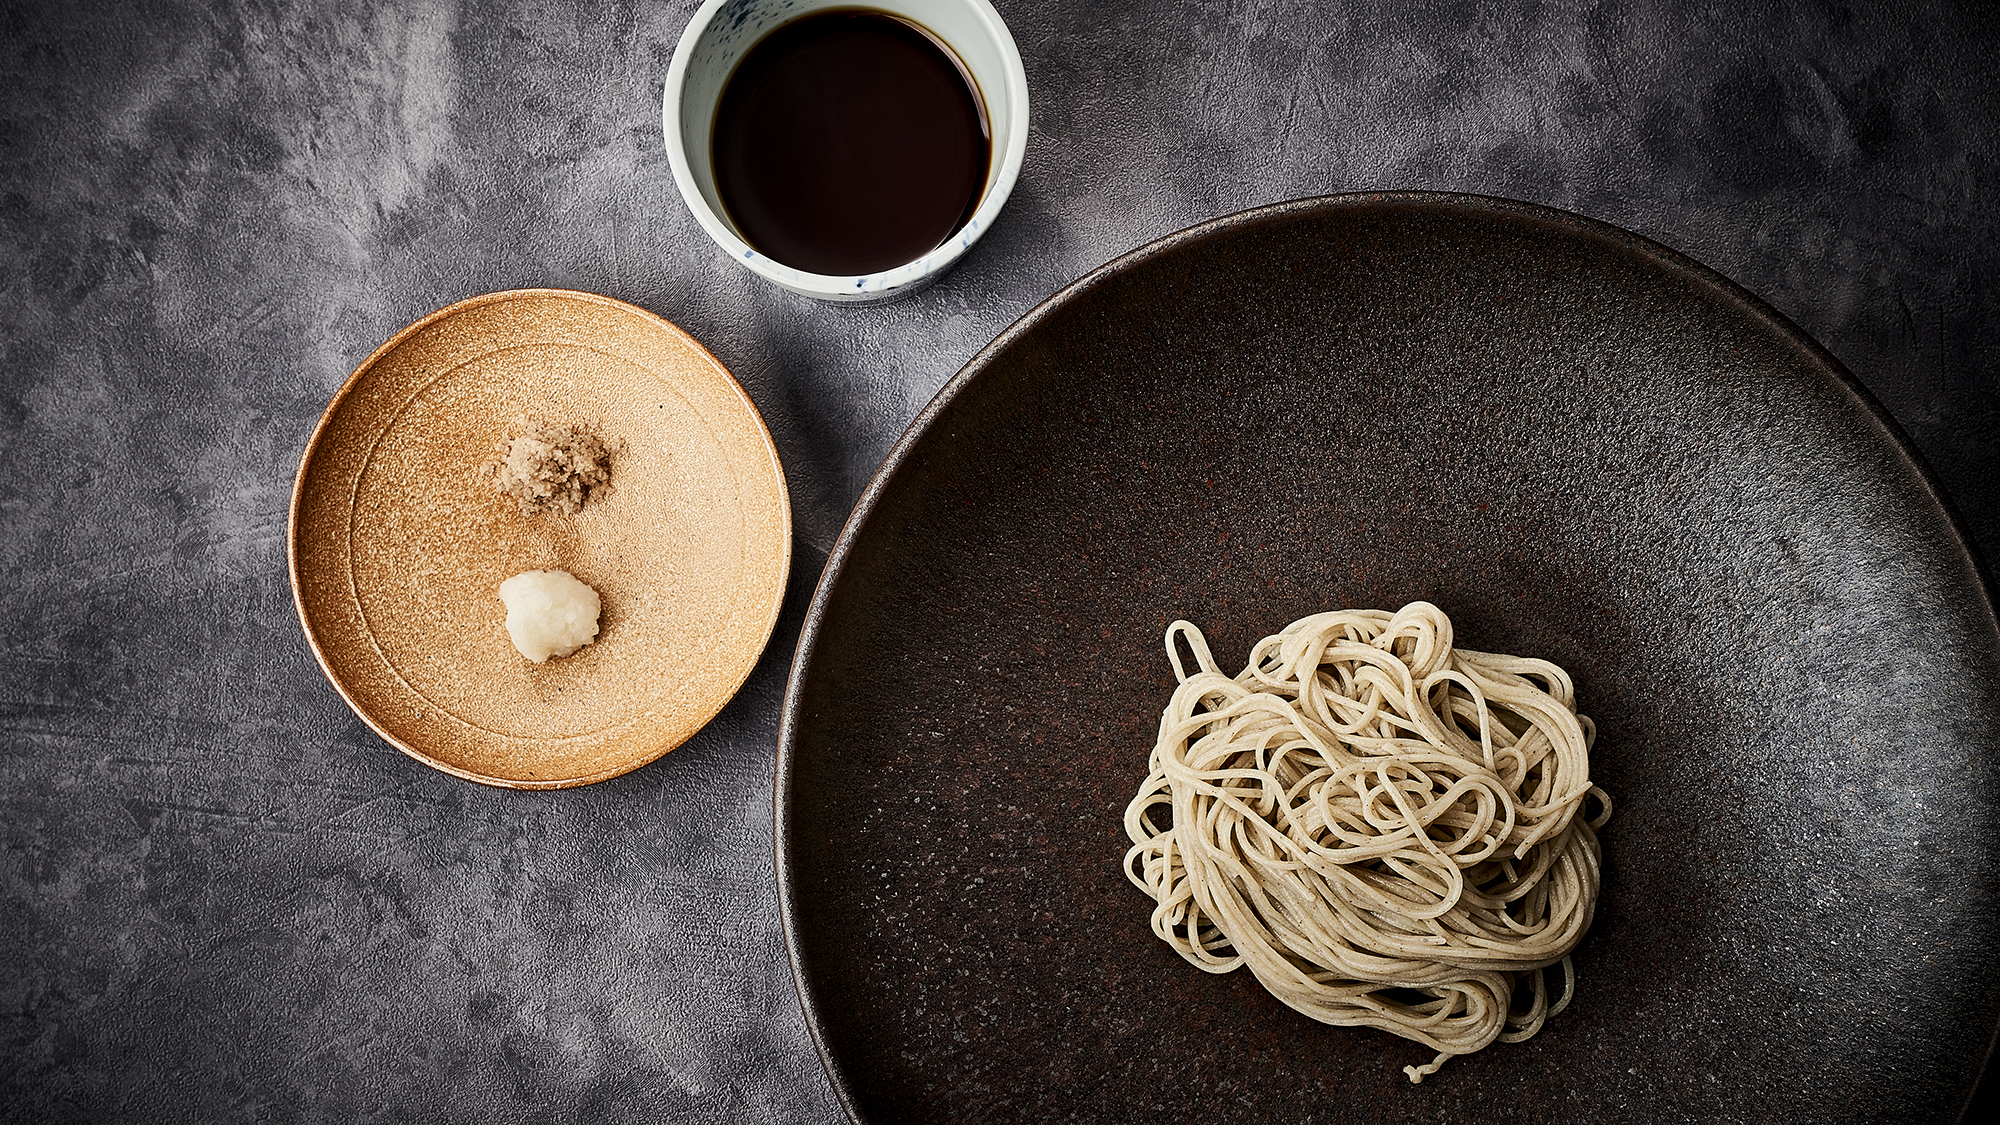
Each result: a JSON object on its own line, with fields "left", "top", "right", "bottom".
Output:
{"left": 1122, "top": 602, "right": 1611, "bottom": 1082}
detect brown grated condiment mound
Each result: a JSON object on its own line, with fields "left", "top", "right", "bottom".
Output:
{"left": 480, "top": 416, "right": 614, "bottom": 516}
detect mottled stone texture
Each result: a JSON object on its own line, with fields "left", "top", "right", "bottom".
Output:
{"left": 0, "top": 1, "right": 1994, "bottom": 1123}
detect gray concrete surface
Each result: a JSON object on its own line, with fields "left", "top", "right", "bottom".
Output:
{"left": 3, "top": 1, "right": 1995, "bottom": 1121}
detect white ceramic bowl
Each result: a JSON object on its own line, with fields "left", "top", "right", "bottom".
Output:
{"left": 663, "top": 0, "right": 1029, "bottom": 303}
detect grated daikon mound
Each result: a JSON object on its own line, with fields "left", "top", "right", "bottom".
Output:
{"left": 498, "top": 569, "right": 601, "bottom": 663}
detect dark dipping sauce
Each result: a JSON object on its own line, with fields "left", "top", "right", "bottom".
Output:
{"left": 712, "top": 9, "right": 990, "bottom": 276}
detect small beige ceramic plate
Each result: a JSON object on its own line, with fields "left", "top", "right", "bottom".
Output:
{"left": 288, "top": 289, "right": 791, "bottom": 788}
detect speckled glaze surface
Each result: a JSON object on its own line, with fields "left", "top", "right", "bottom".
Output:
{"left": 291, "top": 289, "right": 791, "bottom": 787}
{"left": 6, "top": 1, "right": 1998, "bottom": 1121}
{"left": 777, "top": 194, "right": 2000, "bottom": 1124}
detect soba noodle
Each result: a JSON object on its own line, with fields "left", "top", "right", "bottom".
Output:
{"left": 1121, "top": 602, "right": 1611, "bottom": 1082}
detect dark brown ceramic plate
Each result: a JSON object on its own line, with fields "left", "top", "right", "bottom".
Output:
{"left": 776, "top": 194, "right": 2000, "bottom": 1123}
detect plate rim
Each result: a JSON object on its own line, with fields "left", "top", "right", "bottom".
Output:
{"left": 771, "top": 191, "right": 2000, "bottom": 1122}
{"left": 288, "top": 287, "right": 793, "bottom": 790}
